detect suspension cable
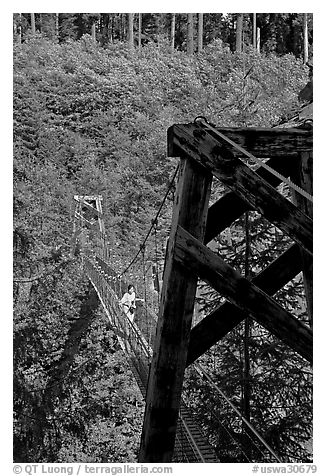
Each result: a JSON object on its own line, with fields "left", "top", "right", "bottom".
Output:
{"left": 140, "top": 244, "right": 150, "bottom": 364}
{"left": 118, "top": 164, "right": 179, "bottom": 277}
{"left": 206, "top": 407, "right": 251, "bottom": 462}
{"left": 152, "top": 218, "right": 161, "bottom": 310}
{"left": 194, "top": 362, "right": 282, "bottom": 463}
{"left": 179, "top": 413, "right": 206, "bottom": 462}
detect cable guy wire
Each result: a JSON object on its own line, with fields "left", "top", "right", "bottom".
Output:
{"left": 118, "top": 163, "right": 179, "bottom": 277}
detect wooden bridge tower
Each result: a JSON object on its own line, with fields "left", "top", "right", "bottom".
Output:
{"left": 72, "top": 195, "right": 109, "bottom": 260}
{"left": 138, "top": 118, "right": 313, "bottom": 462}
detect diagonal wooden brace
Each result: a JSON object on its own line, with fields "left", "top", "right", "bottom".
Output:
{"left": 174, "top": 226, "right": 312, "bottom": 364}
{"left": 205, "top": 155, "right": 299, "bottom": 244}
{"left": 187, "top": 244, "right": 304, "bottom": 365}
{"left": 169, "top": 123, "right": 312, "bottom": 255}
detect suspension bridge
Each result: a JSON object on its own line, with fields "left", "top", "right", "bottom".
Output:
{"left": 72, "top": 116, "right": 313, "bottom": 463}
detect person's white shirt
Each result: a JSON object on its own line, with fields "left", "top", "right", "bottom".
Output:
{"left": 120, "top": 290, "right": 136, "bottom": 321}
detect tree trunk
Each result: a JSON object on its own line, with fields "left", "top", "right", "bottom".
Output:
{"left": 14, "top": 14, "right": 20, "bottom": 43}
{"left": 128, "top": 13, "right": 134, "bottom": 49}
{"left": 236, "top": 13, "right": 243, "bottom": 52}
{"left": 256, "top": 26, "right": 261, "bottom": 53}
{"left": 31, "top": 13, "right": 36, "bottom": 35}
{"left": 119, "top": 13, "right": 124, "bottom": 41}
{"left": 92, "top": 22, "right": 96, "bottom": 43}
{"left": 303, "top": 13, "right": 309, "bottom": 63}
{"left": 187, "top": 13, "right": 194, "bottom": 55}
{"left": 253, "top": 13, "right": 257, "bottom": 49}
{"left": 110, "top": 14, "right": 114, "bottom": 43}
{"left": 155, "top": 13, "right": 163, "bottom": 38}
{"left": 171, "top": 13, "right": 176, "bottom": 50}
{"left": 18, "top": 13, "right": 22, "bottom": 43}
{"left": 55, "top": 13, "right": 59, "bottom": 42}
{"left": 198, "top": 13, "right": 203, "bottom": 53}
{"left": 138, "top": 13, "right": 142, "bottom": 50}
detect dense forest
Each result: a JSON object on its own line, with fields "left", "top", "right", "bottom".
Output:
{"left": 13, "top": 13, "right": 313, "bottom": 59}
{"left": 13, "top": 13, "right": 312, "bottom": 463}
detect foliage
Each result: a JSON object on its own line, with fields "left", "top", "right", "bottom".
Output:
{"left": 13, "top": 31, "right": 311, "bottom": 463}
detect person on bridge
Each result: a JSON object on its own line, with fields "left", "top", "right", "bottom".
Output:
{"left": 119, "top": 284, "right": 137, "bottom": 322}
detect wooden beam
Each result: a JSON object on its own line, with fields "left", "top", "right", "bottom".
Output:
{"left": 169, "top": 123, "right": 312, "bottom": 256}
{"left": 74, "top": 195, "right": 103, "bottom": 201}
{"left": 290, "top": 151, "right": 313, "bottom": 327}
{"left": 174, "top": 226, "right": 312, "bottom": 363}
{"left": 138, "top": 158, "right": 212, "bottom": 463}
{"left": 80, "top": 199, "right": 103, "bottom": 217}
{"left": 187, "top": 244, "right": 303, "bottom": 365}
{"left": 205, "top": 156, "right": 298, "bottom": 243}
{"left": 205, "top": 127, "right": 312, "bottom": 158}
{"left": 74, "top": 212, "right": 96, "bottom": 226}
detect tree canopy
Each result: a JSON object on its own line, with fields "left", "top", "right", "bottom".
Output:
{"left": 13, "top": 13, "right": 313, "bottom": 60}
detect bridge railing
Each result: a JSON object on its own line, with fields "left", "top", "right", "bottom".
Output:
{"left": 83, "top": 248, "right": 282, "bottom": 463}
{"left": 84, "top": 254, "right": 152, "bottom": 361}
{"left": 83, "top": 250, "right": 219, "bottom": 463}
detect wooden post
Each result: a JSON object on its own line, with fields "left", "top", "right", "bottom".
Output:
{"left": 138, "top": 152, "right": 212, "bottom": 462}
{"left": 291, "top": 152, "right": 313, "bottom": 327}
